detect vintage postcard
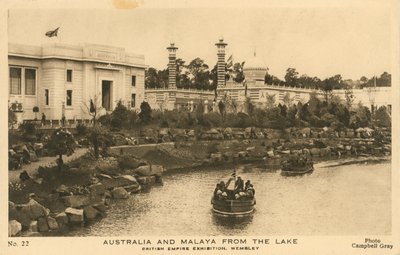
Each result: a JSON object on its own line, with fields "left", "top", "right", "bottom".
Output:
{"left": 1, "top": 0, "right": 399, "bottom": 254}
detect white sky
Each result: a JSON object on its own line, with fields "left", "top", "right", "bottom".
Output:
{"left": 8, "top": 6, "right": 392, "bottom": 80}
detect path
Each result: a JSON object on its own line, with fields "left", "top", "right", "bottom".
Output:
{"left": 8, "top": 148, "right": 88, "bottom": 183}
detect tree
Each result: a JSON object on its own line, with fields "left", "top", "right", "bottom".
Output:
{"left": 139, "top": 101, "right": 152, "bottom": 123}
{"left": 282, "top": 92, "right": 293, "bottom": 106}
{"left": 48, "top": 128, "right": 76, "bottom": 170}
{"left": 284, "top": 68, "right": 299, "bottom": 87}
{"left": 265, "top": 94, "right": 276, "bottom": 108}
{"left": 110, "top": 100, "right": 130, "bottom": 130}
{"left": 373, "top": 106, "right": 391, "bottom": 127}
{"left": 145, "top": 67, "right": 159, "bottom": 88}
{"left": 88, "top": 125, "right": 112, "bottom": 158}
{"left": 344, "top": 87, "right": 354, "bottom": 109}
{"left": 82, "top": 94, "right": 103, "bottom": 126}
{"left": 244, "top": 97, "right": 255, "bottom": 117}
{"left": 218, "top": 101, "right": 225, "bottom": 116}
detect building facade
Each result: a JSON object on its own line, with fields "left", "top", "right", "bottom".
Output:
{"left": 8, "top": 43, "right": 146, "bottom": 123}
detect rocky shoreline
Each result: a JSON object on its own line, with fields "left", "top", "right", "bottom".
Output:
{"left": 9, "top": 126, "right": 391, "bottom": 237}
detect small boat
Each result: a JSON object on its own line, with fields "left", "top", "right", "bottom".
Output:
{"left": 281, "top": 160, "right": 314, "bottom": 176}
{"left": 211, "top": 197, "right": 256, "bottom": 216}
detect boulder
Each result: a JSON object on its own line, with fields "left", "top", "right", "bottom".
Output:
{"left": 62, "top": 195, "right": 91, "bottom": 208}
{"left": 55, "top": 212, "right": 69, "bottom": 226}
{"left": 310, "top": 148, "right": 321, "bottom": 156}
{"left": 302, "top": 148, "right": 310, "bottom": 156}
{"left": 320, "top": 147, "right": 331, "bottom": 157}
{"left": 266, "top": 150, "right": 275, "bottom": 158}
{"left": 337, "top": 144, "right": 344, "bottom": 150}
{"left": 47, "top": 216, "right": 59, "bottom": 230}
{"left": 238, "top": 151, "right": 248, "bottom": 157}
{"left": 83, "top": 205, "right": 100, "bottom": 220}
{"left": 111, "top": 187, "right": 129, "bottom": 199}
{"left": 137, "top": 176, "right": 156, "bottom": 185}
{"left": 133, "top": 164, "right": 163, "bottom": 177}
{"left": 29, "top": 220, "right": 39, "bottom": 232}
{"left": 21, "top": 199, "right": 50, "bottom": 220}
{"left": 210, "top": 153, "right": 223, "bottom": 162}
{"left": 37, "top": 217, "right": 49, "bottom": 232}
{"left": 246, "top": 146, "right": 256, "bottom": 152}
{"left": 65, "top": 207, "right": 84, "bottom": 223}
{"left": 92, "top": 204, "right": 108, "bottom": 213}
{"left": 9, "top": 220, "right": 22, "bottom": 237}
{"left": 89, "top": 183, "right": 106, "bottom": 196}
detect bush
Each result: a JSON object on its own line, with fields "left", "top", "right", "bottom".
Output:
{"left": 76, "top": 123, "right": 88, "bottom": 135}
{"left": 19, "top": 122, "right": 36, "bottom": 136}
{"left": 98, "top": 114, "right": 112, "bottom": 126}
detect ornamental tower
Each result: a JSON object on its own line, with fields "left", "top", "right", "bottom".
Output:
{"left": 215, "top": 38, "right": 228, "bottom": 88}
{"left": 167, "top": 43, "right": 178, "bottom": 89}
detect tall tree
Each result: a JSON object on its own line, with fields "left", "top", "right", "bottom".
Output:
{"left": 284, "top": 68, "right": 299, "bottom": 87}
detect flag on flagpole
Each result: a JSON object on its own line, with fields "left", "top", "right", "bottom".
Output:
{"left": 45, "top": 27, "right": 60, "bottom": 37}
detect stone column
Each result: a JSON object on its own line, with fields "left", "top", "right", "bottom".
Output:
{"left": 166, "top": 43, "right": 178, "bottom": 89}
{"left": 215, "top": 38, "right": 227, "bottom": 88}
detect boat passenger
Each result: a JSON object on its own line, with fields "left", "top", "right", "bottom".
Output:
{"left": 234, "top": 176, "right": 244, "bottom": 193}
{"left": 214, "top": 184, "right": 221, "bottom": 197}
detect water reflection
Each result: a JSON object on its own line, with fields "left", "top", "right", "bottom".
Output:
{"left": 212, "top": 212, "right": 254, "bottom": 231}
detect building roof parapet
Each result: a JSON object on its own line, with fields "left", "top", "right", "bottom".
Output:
{"left": 8, "top": 42, "right": 146, "bottom": 69}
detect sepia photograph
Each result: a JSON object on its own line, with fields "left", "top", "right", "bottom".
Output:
{"left": 2, "top": 0, "right": 399, "bottom": 254}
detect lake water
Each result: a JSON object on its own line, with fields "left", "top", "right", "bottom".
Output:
{"left": 68, "top": 160, "right": 391, "bottom": 236}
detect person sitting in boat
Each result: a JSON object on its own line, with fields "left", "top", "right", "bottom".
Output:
{"left": 214, "top": 183, "right": 221, "bottom": 197}
{"left": 234, "top": 176, "right": 244, "bottom": 193}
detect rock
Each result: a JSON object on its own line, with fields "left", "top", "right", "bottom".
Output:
{"left": 47, "top": 216, "right": 59, "bottom": 230}
{"left": 266, "top": 150, "right": 275, "bottom": 158}
{"left": 21, "top": 199, "right": 50, "bottom": 220}
{"left": 9, "top": 220, "right": 22, "bottom": 236}
{"left": 29, "top": 221, "right": 38, "bottom": 232}
{"left": 65, "top": 207, "right": 84, "bottom": 223}
{"left": 337, "top": 144, "right": 344, "bottom": 150}
{"left": 302, "top": 148, "right": 310, "bottom": 156}
{"left": 33, "top": 143, "right": 44, "bottom": 150}
{"left": 9, "top": 206, "right": 30, "bottom": 230}
{"left": 9, "top": 201, "right": 16, "bottom": 211}
{"left": 92, "top": 204, "right": 107, "bottom": 213}
{"left": 89, "top": 183, "right": 106, "bottom": 196}
{"left": 280, "top": 150, "right": 291, "bottom": 155}
{"left": 210, "top": 153, "right": 223, "bottom": 162}
{"left": 238, "top": 151, "right": 248, "bottom": 157}
{"left": 55, "top": 212, "right": 69, "bottom": 226}
{"left": 62, "top": 195, "right": 91, "bottom": 208}
{"left": 111, "top": 187, "right": 129, "bottom": 199}
{"left": 56, "top": 184, "right": 71, "bottom": 196}
{"left": 137, "top": 176, "right": 152, "bottom": 185}
{"left": 37, "top": 217, "right": 49, "bottom": 232}
{"left": 133, "top": 165, "right": 164, "bottom": 177}
{"left": 320, "top": 147, "right": 331, "bottom": 157}
{"left": 345, "top": 145, "right": 352, "bottom": 151}
{"left": 310, "top": 148, "right": 321, "bottom": 156}
{"left": 246, "top": 146, "right": 256, "bottom": 152}
{"left": 83, "top": 206, "right": 100, "bottom": 220}
{"left": 98, "top": 173, "right": 113, "bottom": 180}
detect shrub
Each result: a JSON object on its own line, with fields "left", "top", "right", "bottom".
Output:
{"left": 76, "top": 123, "right": 88, "bottom": 135}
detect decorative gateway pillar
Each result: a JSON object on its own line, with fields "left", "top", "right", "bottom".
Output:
{"left": 167, "top": 43, "right": 178, "bottom": 89}
{"left": 166, "top": 43, "right": 178, "bottom": 110}
{"left": 215, "top": 38, "right": 228, "bottom": 88}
